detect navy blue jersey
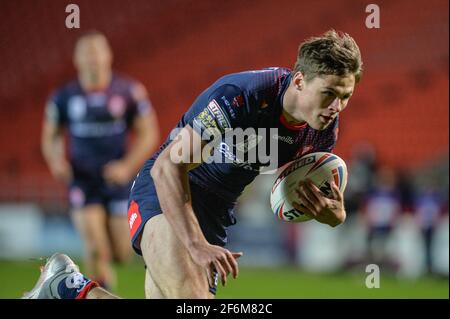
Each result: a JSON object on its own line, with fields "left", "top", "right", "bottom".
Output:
{"left": 146, "top": 67, "right": 338, "bottom": 204}
{"left": 46, "top": 74, "right": 152, "bottom": 180}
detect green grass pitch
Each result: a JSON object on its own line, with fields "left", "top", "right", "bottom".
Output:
{"left": 0, "top": 259, "right": 447, "bottom": 299}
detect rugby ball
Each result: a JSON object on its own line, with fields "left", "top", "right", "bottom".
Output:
{"left": 270, "top": 152, "right": 348, "bottom": 223}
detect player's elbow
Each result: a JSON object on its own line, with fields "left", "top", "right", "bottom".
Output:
{"left": 41, "top": 136, "right": 55, "bottom": 163}
{"left": 138, "top": 133, "right": 159, "bottom": 162}
{"left": 150, "top": 153, "right": 186, "bottom": 182}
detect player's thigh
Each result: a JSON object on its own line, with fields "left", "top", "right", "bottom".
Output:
{"left": 140, "top": 214, "right": 214, "bottom": 299}
{"left": 107, "top": 214, "right": 132, "bottom": 263}
{"left": 71, "top": 204, "right": 111, "bottom": 259}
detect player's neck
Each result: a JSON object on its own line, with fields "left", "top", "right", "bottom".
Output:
{"left": 78, "top": 70, "right": 112, "bottom": 92}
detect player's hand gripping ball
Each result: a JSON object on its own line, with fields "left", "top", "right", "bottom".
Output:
{"left": 270, "top": 152, "right": 348, "bottom": 222}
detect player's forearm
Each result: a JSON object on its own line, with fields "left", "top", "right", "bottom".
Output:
{"left": 151, "top": 157, "right": 208, "bottom": 249}
{"left": 41, "top": 134, "right": 66, "bottom": 166}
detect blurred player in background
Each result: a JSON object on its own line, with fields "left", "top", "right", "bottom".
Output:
{"left": 40, "top": 31, "right": 160, "bottom": 290}
{"left": 27, "top": 30, "right": 361, "bottom": 299}
{"left": 414, "top": 181, "right": 446, "bottom": 274}
{"left": 362, "top": 166, "right": 401, "bottom": 269}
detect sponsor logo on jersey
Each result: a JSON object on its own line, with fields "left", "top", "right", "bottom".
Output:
{"left": 217, "top": 141, "right": 263, "bottom": 172}
{"left": 218, "top": 142, "right": 238, "bottom": 163}
{"left": 231, "top": 95, "right": 244, "bottom": 108}
{"left": 272, "top": 133, "right": 294, "bottom": 144}
{"left": 221, "top": 96, "right": 236, "bottom": 119}
{"left": 127, "top": 200, "right": 142, "bottom": 238}
{"left": 193, "top": 108, "right": 219, "bottom": 133}
{"left": 220, "top": 96, "right": 230, "bottom": 107}
{"left": 235, "top": 133, "right": 263, "bottom": 152}
{"left": 207, "top": 100, "right": 230, "bottom": 132}
{"left": 70, "top": 120, "right": 127, "bottom": 137}
{"left": 108, "top": 95, "right": 126, "bottom": 118}
{"left": 129, "top": 213, "right": 137, "bottom": 229}
{"left": 68, "top": 95, "right": 87, "bottom": 121}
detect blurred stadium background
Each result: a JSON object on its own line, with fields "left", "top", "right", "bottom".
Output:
{"left": 0, "top": 0, "right": 448, "bottom": 298}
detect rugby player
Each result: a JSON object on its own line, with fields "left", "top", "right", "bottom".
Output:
{"left": 40, "top": 31, "right": 160, "bottom": 290}
{"left": 26, "top": 29, "right": 362, "bottom": 299}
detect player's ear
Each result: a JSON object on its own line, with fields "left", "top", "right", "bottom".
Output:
{"left": 292, "top": 72, "right": 304, "bottom": 91}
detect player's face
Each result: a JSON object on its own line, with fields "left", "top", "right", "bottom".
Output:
{"left": 74, "top": 35, "right": 112, "bottom": 74}
{"left": 294, "top": 73, "right": 355, "bottom": 130}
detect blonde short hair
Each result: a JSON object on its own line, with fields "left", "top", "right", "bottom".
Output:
{"left": 292, "top": 30, "right": 363, "bottom": 83}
